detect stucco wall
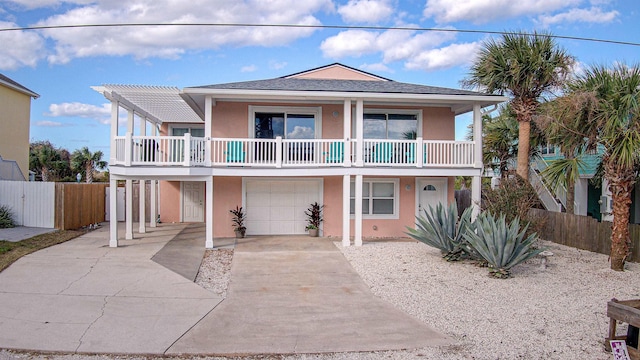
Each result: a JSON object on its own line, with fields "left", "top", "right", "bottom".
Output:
{"left": 0, "top": 85, "right": 32, "bottom": 179}
{"left": 213, "top": 176, "right": 243, "bottom": 237}
{"left": 159, "top": 180, "right": 180, "bottom": 223}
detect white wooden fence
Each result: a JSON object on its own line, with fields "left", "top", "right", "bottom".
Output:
{"left": 0, "top": 180, "right": 55, "bottom": 228}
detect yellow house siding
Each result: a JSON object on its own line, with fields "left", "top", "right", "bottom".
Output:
{"left": 0, "top": 85, "right": 32, "bottom": 180}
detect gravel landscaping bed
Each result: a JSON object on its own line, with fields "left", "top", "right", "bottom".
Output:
{"left": 3, "top": 240, "right": 639, "bottom": 360}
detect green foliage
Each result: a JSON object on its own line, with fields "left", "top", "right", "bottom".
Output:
{"left": 29, "top": 141, "right": 72, "bottom": 182}
{"left": 304, "top": 202, "right": 324, "bottom": 230}
{"left": 463, "top": 212, "right": 544, "bottom": 278}
{"left": 71, "top": 147, "right": 107, "bottom": 183}
{"left": 405, "top": 203, "right": 475, "bottom": 261}
{"left": 0, "top": 205, "right": 15, "bottom": 229}
{"left": 482, "top": 175, "right": 543, "bottom": 236}
{"left": 229, "top": 206, "right": 246, "bottom": 232}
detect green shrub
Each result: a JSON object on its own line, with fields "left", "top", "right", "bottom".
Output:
{"left": 406, "top": 202, "right": 475, "bottom": 261}
{"left": 482, "top": 175, "right": 544, "bottom": 237}
{"left": 463, "top": 211, "right": 544, "bottom": 278}
{"left": 0, "top": 205, "right": 15, "bottom": 229}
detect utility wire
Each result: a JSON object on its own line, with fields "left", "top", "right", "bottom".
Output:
{"left": 0, "top": 22, "right": 638, "bottom": 47}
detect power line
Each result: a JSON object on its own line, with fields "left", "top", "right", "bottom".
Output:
{"left": 1, "top": 22, "right": 638, "bottom": 47}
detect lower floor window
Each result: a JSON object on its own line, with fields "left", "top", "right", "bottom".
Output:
{"left": 350, "top": 179, "right": 398, "bottom": 217}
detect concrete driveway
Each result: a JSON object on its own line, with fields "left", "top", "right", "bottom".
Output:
{"left": 0, "top": 224, "right": 450, "bottom": 356}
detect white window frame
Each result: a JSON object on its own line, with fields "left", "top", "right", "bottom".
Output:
{"left": 248, "top": 105, "right": 322, "bottom": 139}
{"left": 350, "top": 178, "right": 400, "bottom": 219}
{"left": 355, "top": 108, "right": 423, "bottom": 139}
{"left": 169, "top": 124, "right": 205, "bottom": 137}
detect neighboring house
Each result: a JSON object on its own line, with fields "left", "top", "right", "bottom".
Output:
{"left": 0, "top": 74, "right": 39, "bottom": 181}
{"left": 533, "top": 145, "right": 640, "bottom": 224}
{"left": 95, "top": 63, "right": 505, "bottom": 248}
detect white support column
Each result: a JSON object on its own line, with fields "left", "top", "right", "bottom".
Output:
{"left": 183, "top": 133, "right": 191, "bottom": 166}
{"left": 110, "top": 101, "right": 119, "bottom": 164}
{"left": 138, "top": 118, "right": 146, "bottom": 234}
{"left": 416, "top": 137, "right": 424, "bottom": 168}
{"left": 355, "top": 100, "right": 364, "bottom": 167}
{"left": 354, "top": 174, "right": 363, "bottom": 246}
{"left": 109, "top": 178, "right": 118, "bottom": 247}
{"left": 205, "top": 96, "right": 213, "bottom": 167}
{"left": 125, "top": 179, "right": 133, "bottom": 239}
{"left": 150, "top": 125, "right": 158, "bottom": 228}
{"left": 275, "top": 136, "right": 283, "bottom": 168}
{"left": 343, "top": 99, "right": 352, "bottom": 167}
{"left": 205, "top": 177, "right": 214, "bottom": 248}
{"left": 472, "top": 176, "right": 481, "bottom": 220}
{"left": 473, "top": 103, "right": 483, "bottom": 169}
{"left": 342, "top": 174, "right": 351, "bottom": 246}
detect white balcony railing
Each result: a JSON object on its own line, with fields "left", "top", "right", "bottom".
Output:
{"left": 112, "top": 133, "right": 476, "bottom": 169}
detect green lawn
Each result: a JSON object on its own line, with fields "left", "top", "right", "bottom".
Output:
{"left": 0, "top": 229, "right": 86, "bottom": 272}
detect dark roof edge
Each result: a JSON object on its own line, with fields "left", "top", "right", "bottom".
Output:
{"left": 0, "top": 74, "right": 39, "bottom": 99}
{"left": 281, "top": 63, "right": 393, "bottom": 81}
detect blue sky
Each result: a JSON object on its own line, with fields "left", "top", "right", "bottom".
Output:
{"left": 0, "top": 0, "right": 637, "bottom": 161}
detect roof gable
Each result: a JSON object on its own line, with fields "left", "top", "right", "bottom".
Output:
{"left": 283, "top": 63, "right": 390, "bottom": 81}
{"left": 0, "top": 74, "right": 39, "bottom": 98}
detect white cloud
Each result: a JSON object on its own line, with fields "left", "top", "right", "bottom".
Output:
{"left": 35, "top": 120, "right": 68, "bottom": 127}
{"left": 30, "top": 0, "right": 333, "bottom": 65}
{"left": 269, "top": 61, "right": 288, "bottom": 70}
{"left": 0, "top": 21, "right": 46, "bottom": 70}
{"left": 423, "top": 0, "right": 581, "bottom": 24}
{"left": 47, "top": 102, "right": 111, "bottom": 124}
{"left": 337, "top": 0, "right": 394, "bottom": 23}
{"left": 537, "top": 7, "right": 619, "bottom": 27}
{"left": 320, "top": 30, "right": 379, "bottom": 58}
{"left": 1, "top": 0, "right": 94, "bottom": 9}
{"left": 241, "top": 65, "right": 257, "bottom": 72}
{"left": 320, "top": 27, "right": 465, "bottom": 71}
{"left": 405, "top": 42, "right": 480, "bottom": 71}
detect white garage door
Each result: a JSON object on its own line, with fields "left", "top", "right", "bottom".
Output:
{"left": 245, "top": 179, "right": 322, "bottom": 235}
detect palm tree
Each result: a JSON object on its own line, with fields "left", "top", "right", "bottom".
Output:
{"left": 535, "top": 94, "right": 600, "bottom": 214}
{"left": 471, "top": 105, "right": 543, "bottom": 180}
{"left": 543, "top": 64, "right": 640, "bottom": 270}
{"left": 71, "top": 147, "right": 107, "bottom": 183}
{"left": 567, "top": 64, "right": 640, "bottom": 271}
{"left": 463, "top": 31, "right": 574, "bottom": 181}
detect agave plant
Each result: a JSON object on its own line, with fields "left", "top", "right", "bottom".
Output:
{"left": 405, "top": 203, "right": 474, "bottom": 261}
{"left": 464, "top": 212, "right": 544, "bottom": 278}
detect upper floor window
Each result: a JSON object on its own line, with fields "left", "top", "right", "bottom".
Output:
{"left": 251, "top": 106, "right": 321, "bottom": 139}
{"left": 362, "top": 111, "right": 419, "bottom": 140}
{"left": 540, "top": 143, "right": 556, "bottom": 155}
{"left": 172, "top": 127, "right": 204, "bottom": 137}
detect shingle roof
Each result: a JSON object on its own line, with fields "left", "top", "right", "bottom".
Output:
{"left": 188, "top": 78, "right": 488, "bottom": 97}
{"left": 0, "top": 74, "right": 39, "bottom": 98}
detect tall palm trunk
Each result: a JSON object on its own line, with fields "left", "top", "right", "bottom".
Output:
{"left": 41, "top": 167, "right": 49, "bottom": 182}
{"left": 607, "top": 161, "right": 635, "bottom": 271}
{"left": 566, "top": 181, "right": 575, "bottom": 214}
{"left": 516, "top": 120, "right": 530, "bottom": 181}
{"left": 85, "top": 162, "right": 94, "bottom": 183}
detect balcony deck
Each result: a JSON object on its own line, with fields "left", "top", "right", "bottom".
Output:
{"left": 112, "top": 134, "right": 479, "bottom": 177}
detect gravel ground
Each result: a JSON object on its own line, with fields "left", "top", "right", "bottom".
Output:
{"left": 2, "top": 240, "right": 639, "bottom": 360}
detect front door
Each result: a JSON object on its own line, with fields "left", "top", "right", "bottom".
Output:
{"left": 417, "top": 178, "right": 447, "bottom": 216}
{"left": 183, "top": 182, "right": 204, "bottom": 222}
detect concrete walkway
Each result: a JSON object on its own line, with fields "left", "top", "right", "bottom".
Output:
{"left": 0, "top": 226, "right": 56, "bottom": 242}
{"left": 0, "top": 224, "right": 451, "bottom": 356}
{"left": 168, "top": 236, "right": 451, "bottom": 355}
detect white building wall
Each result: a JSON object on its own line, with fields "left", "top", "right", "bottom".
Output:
{"left": 575, "top": 178, "right": 589, "bottom": 216}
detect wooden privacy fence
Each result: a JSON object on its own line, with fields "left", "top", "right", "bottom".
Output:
{"left": 55, "top": 183, "right": 108, "bottom": 230}
{"left": 529, "top": 208, "right": 640, "bottom": 263}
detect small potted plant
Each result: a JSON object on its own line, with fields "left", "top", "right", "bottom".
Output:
{"left": 229, "top": 205, "right": 246, "bottom": 238}
{"left": 305, "top": 202, "right": 324, "bottom": 237}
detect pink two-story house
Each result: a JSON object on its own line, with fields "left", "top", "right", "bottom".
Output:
{"left": 96, "top": 63, "right": 505, "bottom": 247}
